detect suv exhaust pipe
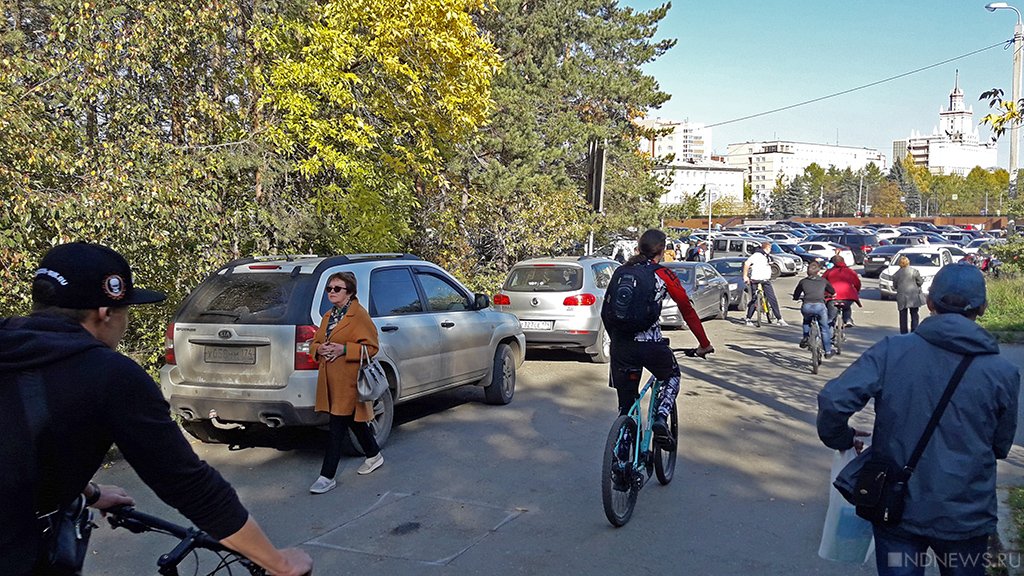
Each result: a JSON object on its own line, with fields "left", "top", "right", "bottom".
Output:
{"left": 259, "top": 414, "right": 285, "bottom": 428}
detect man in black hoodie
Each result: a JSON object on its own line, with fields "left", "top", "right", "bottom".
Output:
{"left": 0, "top": 243, "right": 311, "bottom": 576}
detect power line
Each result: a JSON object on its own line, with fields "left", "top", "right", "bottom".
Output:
{"left": 706, "top": 40, "right": 1009, "bottom": 129}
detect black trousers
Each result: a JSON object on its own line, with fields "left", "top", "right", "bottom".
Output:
{"left": 899, "top": 307, "right": 920, "bottom": 334}
{"left": 320, "top": 413, "right": 379, "bottom": 478}
{"left": 746, "top": 280, "right": 781, "bottom": 320}
{"left": 610, "top": 339, "right": 681, "bottom": 418}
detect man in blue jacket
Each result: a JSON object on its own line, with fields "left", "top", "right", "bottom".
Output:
{"left": 817, "top": 263, "right": 1019, "bottom": 576}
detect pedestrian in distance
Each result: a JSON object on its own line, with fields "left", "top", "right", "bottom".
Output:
{"left": 743, "top": 241, "right": 788, "bottom": 326}
{"left": 817, "top": 263, "right": 1019, "bottom": 576}
{"left": 892, "top": 255, "right": 926, "bottom": 334}
{"left": 792, "top": 261, "right": 838, "bottom": 357}
{"left": 0, "top": 242, "right": 312, "bottom": 576}
{"left": 309, "top": 271, "right": 384, "bottom": 494}
{"left": 662, "top": 241, "right": 677, "bottom": 262}
{"left": 601, "top": 228, "right": 714, "bottom": 448}
{"left": 822, "top": 254, "right": 861, "bottom": 328}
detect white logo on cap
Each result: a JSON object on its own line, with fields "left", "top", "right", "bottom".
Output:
{"left": 35, "top": 268, "right": 68, "bottom": 286}
{"left": 104, "top": 275, "right": 126, "bottom": 300}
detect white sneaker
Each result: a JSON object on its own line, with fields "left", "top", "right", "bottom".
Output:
{"left": 744, "top": 319, "right": 754, "bottom": 326}
{"left": 309, "top": 475, "right": 336, "bottom": 494}
{"left": 777, "top": 319, "right": 789, "bottom": 327}
{"left": 357, "top": 453, "right": 384, "bottom": 475}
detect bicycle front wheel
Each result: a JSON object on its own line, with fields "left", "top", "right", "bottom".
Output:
{"left": 602, "top": 415, "right": 639, "bottom": 527}
{"left": 754, "top": 292, "right": 763, "bottom": 328}
{"left": 654, "top": 403, "right": 679, "bottom": 485}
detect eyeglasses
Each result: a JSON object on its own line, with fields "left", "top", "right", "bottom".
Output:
{"left": 325, "top": 286, "right": 348, "bottom": 293}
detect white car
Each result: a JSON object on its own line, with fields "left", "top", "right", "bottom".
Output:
{"left": 964, "top": 238, "right": 1004, "bottom": 255}
{"left": 765, "top": 231, "right": 801, "bottom": 243}
{"left": 875, "top": 227, "right": 902, "bottom": 241}
{"left": 878, "top": 247, "right": 953, "bottom": 300}
{"left": 797, "top": 241, "right": 856, "bottom": 267}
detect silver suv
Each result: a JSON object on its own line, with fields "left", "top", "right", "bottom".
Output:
{"left": 160, "top": 254, "right": 525, "bottom": 451}
{"left": 492, "top": 256, "right": 618, "bottom": 363}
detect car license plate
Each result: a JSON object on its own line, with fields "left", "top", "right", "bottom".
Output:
{"left": 204, "top": 345, "right": 256, "bottom": 365}
{"left": 870, "top": 257, "right": 885, "bottom": 262}
{"left": 520, "top": 320, "right": 554, "bottom": 331}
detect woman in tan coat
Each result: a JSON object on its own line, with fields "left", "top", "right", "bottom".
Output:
{"left": 308, "top": 271, "right": 382, "bottom": 494}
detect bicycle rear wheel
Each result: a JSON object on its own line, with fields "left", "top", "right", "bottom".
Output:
{"left": 602, "top": 415, "right": 639, "bottom": 527}
{"left": 654, "top": 403, "right": 679, "bottom": 485}
{"left": 810, "top": 324, "right": 821, "bottom": 374}
{"left": 833, "top": 319, "right": 844, "bottom": 354}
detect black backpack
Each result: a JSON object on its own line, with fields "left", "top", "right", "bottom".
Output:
{"left": 601, "top": 263, "right": 662, "bottom": 335}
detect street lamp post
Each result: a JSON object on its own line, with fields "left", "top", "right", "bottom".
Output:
{"left": 987, "top": 2, "right": 1024, "bottom": 198}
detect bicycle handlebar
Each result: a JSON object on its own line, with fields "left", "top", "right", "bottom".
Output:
{"left": 106, "top": 505, "right": 266, "bottom": 575}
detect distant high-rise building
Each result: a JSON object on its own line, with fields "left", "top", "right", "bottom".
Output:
{"left": 725, "top": 140, "right": 886, "bottom": 207}
{"left": 892, "top": 71, "right": 997, "bottom": 175}
{"left": 638, "top": 118, "right": 711, "bottom": 163}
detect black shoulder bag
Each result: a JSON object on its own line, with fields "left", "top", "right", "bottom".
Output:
{"left": 20, "top": 370, "right": 96, "bottom": 576}
{"left": 850, "top": 354, "right": 975, "bottom": 525}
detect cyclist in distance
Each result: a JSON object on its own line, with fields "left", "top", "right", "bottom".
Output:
{"left": 822, "top": 254, "right": 862, "bottom": 328}
{"left": 0, "top": 243, "right": 312, "bottom": 576}
{"left": 603, "top": 229, "right": 715, "bottom": 448}
{"left": 743, "top": 241, "right": 788, "bottom": 327}
{"left": 792, "top": 261, "right": 838, "bottom": 358}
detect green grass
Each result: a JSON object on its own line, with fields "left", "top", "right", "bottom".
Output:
{"left": 980, "top": 276, "right": 1024, "bottom": 337}
{"left": 1010, "top": 487, "right": 1024, "bottom": 549}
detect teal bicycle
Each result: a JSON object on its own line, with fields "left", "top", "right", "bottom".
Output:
{"left": 601, "top": 347, "right": 710, "bottom": 527}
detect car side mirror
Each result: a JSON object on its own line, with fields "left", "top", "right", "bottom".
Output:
{"left": 473, "top": 293, "right": 490, "bottom": 310}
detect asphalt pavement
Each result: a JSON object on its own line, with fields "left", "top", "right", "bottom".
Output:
{"left": 87, "top": 269, "right": 1024, "bottom": 575}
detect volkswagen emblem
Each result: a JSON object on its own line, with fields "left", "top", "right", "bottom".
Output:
{"left": 218, "top": 330, "right": 232, "bottom": 339}
{"left": 530, "top": 298, "right": 539, "bottom": 307}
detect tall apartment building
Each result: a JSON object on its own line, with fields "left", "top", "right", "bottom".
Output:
{"left": 725, "top": 140, "right": 886, "bottom": 205}
{"left": 892, "top": 72, "right": 997, "bottom": 175}
{"left": 638, "top": 118, "right": 712, "bottom": 163}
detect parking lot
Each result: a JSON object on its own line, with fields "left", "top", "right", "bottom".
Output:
{"left": 88, "top": 270, "right": 1024, "bottom": 575}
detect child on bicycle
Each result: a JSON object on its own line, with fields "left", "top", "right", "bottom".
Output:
{"left": 602, "top": 229, "right": 714, "bottom": 449}
{"left": 792, "top": 261, "right": 838, "bottom": 358}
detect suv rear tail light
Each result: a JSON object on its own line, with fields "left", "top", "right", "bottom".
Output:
{"left": 295, "top": 325, "right": 318, "bottom": 370}
{"left": 862, "top": 245, "right": 873, "bottom": 253}
{"left": 493, "top": 294, "right": 511, "bottom": 305}
{"left": 563, "top": 293, "right": 597, "bottom": 306}
{"left": 164, "top": 323, "right": 176, "bottom": 365}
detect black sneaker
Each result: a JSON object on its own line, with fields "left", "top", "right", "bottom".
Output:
{"left": 652, "top": 416, "right": 675, "bottom": 450}
{"left": 798, "top": 336, "right": 809, "bottom": 349}
{"left": 825, "top": 347, "right": 838, "bottom": 359}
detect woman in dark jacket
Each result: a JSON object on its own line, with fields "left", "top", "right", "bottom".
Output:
{"left": 892, "top": 255, "right": 926, "bottom": 334}
{"left": 308, "top": 271, "right": 383, "bottom": 494}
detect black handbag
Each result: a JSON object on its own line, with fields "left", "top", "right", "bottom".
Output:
{"left": 37, "top": 495, "right": 95, "bottom": 576}
{"left": 19, "top": 370, "right": 96, "bottom": 575}
{"left": 848, "top": 354, "right": 975, "bottom": 525}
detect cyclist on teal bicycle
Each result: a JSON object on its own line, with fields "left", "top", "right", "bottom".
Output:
{"left": 602, "top": 229, "right": 714, "bottom": 448}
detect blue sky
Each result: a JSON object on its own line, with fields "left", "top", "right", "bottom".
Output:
{"left": 622, "top": 0, "right": 1021, "bottom": 167}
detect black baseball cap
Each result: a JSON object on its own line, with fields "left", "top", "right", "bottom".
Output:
{"left": 33, "top": 242, "right": 166, "bottom": 309}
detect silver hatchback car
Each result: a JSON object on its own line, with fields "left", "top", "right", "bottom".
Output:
{"left": 160, "top": 254, "right": 525, "bottom": 451}
{"left": 492, "top": 256, "right": 619, "bottom": 363}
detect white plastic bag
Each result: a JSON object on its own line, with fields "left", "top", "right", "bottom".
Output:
{"left": 819, "top": 449, "right": 875, "bottom": 563}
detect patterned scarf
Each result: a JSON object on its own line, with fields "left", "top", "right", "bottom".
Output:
{"left": 326, "top": 300, "right": 352, "bottom": 334}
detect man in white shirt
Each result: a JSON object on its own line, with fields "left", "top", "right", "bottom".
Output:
{"left": 743, "top": 241, "right": 787, "bottom": 326}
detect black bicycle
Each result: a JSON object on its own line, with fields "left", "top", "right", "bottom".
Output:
{"left": 106, "top": 506, "right": 269, "bottom": 575}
